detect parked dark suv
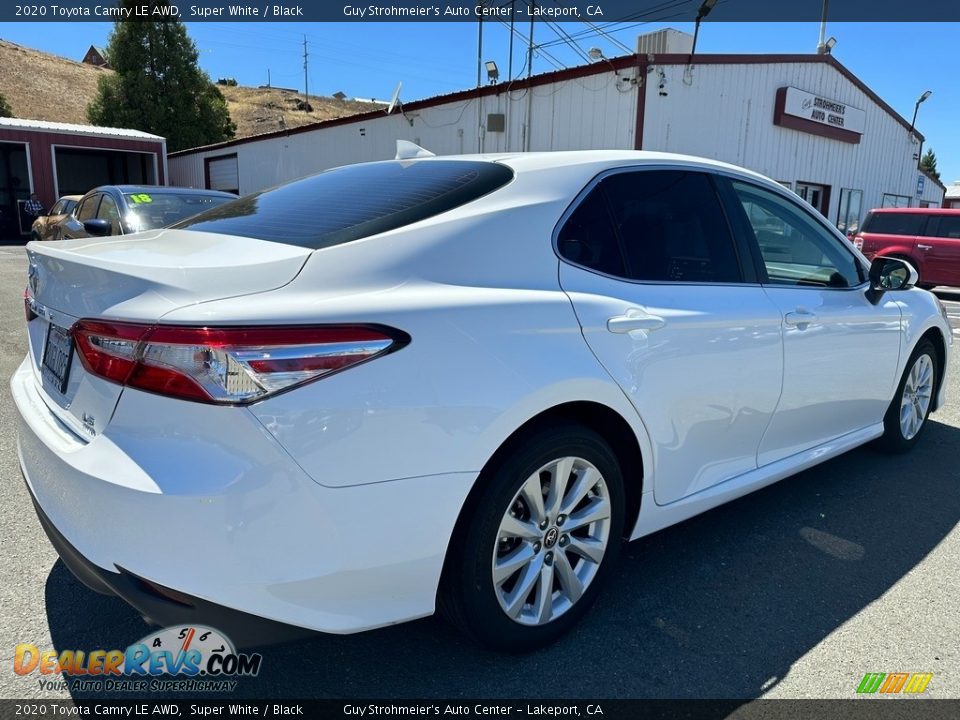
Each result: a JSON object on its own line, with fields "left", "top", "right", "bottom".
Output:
{"left": 854, "top": 208, "right": 960, "bottom": 289}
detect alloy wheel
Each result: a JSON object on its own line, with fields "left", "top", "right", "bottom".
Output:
{"left": 899, "top": 354, "right": 934, "bottom": 440}
{"left": 491, "top": 456, "right": 611, "bottom": 626}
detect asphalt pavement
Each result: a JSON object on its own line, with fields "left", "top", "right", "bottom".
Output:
{"left": 0, "top": 244, "right": 957, "bottom": 702}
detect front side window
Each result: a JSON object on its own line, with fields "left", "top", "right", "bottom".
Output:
{"left": 733, "top": 181, "right": 864, "bottom": 288}
{"left": 557, "top": 169, "right": 742, "bottom": 284}
{"left": 76, "top": 195, "right": 100, "bottom": 222}
{"left": 97, "top": 194, "right": 121, "bottom": 234}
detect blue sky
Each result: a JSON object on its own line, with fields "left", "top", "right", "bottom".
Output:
{"left": 2, "top": 21, "right": 957, "bottom": 183}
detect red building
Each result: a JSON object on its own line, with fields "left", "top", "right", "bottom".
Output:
{"left": 0, "top": 117, "right": 167, "bottom": 238}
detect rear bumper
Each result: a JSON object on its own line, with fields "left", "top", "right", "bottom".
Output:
{"left": 12, "top": 356, "right": 475, "bottom": 637}
{"left": 24, "top": 474, "right": 308, "bottom": 647}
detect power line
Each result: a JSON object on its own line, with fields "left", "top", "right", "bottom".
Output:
{"left": 544, "top": 18, "right": 593, "bottom": 64}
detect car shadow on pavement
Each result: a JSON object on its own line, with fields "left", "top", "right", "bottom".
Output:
{"left": 45, "top": 420, "right": 960, "bottom": 700}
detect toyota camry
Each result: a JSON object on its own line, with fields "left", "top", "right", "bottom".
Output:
{"left": 13, "top": 150, "right": 951, "bottom": 651}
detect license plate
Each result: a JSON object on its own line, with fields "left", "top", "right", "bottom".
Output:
{"left": 41, "top": 323, "right": 74, "bottom": 395}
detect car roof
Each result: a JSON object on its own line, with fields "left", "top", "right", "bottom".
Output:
{"left": 410, "top": 150, "right": 780, "bottom": 189}
{"left": 59, "top": 195, "right": 82, "bottom": 202}
{"left": 869, "top": 207, "right": 960, "bottom": 215}
{"left": 88, "top": 185, "right": 236, "bottom": 198}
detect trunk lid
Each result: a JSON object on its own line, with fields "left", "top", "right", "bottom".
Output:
{"left": 24, "top": 229, "right": 312, "bottom": 439}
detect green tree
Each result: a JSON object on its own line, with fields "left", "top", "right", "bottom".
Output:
{"left": 920, "top": 148, "right": 941, "bottom": 181}
{"left": 86, "top": 2, "right": 235, "bottom": 152}
{"left": 0, "top": 93, "right": 12, "bottom": 118}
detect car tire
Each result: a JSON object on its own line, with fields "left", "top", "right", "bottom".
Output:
{"left": 875, "top": 339, "right": 938, "bottom": 453}
{"left": 439, "top": 424, "right": 625, "bottom": 652}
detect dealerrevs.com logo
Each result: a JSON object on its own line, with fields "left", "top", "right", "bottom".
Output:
{"left": 856, "top": 672, "right": 934, "bottom": 695}
{"left": 14, "top": 625, "right": 262, "bottom": 693}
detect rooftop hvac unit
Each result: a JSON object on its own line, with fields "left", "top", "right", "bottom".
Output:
{"left": 636, "top": 28, "right": 694, "bottom": 56}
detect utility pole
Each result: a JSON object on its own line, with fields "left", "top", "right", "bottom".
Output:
{"left": 476, "top": 3, "right": 483, "bottom": 89}
{"left": 817, "top": 0, "right": 829, "bottom": 53}
{"left": 507, "top": 0, "right": 515, "bottom": 80}
{"left": 267, "top": 68, "right": 271, "bottom": 88}
{"left": 525, "top": 0, "right": 534, "bottom": 151}
{"left": 302, "top": 35, "right": 309, "bottom": 108}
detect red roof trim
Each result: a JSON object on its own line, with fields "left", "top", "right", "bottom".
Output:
{"left": 169, "top": 53, "right": 921, "bottom": 157}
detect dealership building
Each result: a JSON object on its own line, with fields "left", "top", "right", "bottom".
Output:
{"left": 168, "top": 30, "right": 944, "bottom": 232}
{"left": 0, "top": 117, "right": 167, "bottom": 237}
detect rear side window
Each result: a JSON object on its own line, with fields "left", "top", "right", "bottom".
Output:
{"left": 175, "top": 160, "right": 514, "bottom": 249}
{"left": 861, "top": 212, "right": 926, "bottom": 236}
{"left": 926, "top": 215, "right": 960, "bottom": 239}
{"left": 556, "top": 186, "right": 626, "bottom": 277}
{"left": 557, "top": 169, "right": 741, "bottom": 283}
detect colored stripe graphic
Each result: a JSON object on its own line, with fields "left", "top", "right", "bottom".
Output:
{"left": 857, "top": 673, "right": 886, "bottom": 694}
{"left": 903, "top": 673, "right": 934, "bottom": 694}
{"left": 880, "top": 673, "right": 910, "bottom": 693}
{"left": 856, "top": 672, "right": 933, "bottom": 694}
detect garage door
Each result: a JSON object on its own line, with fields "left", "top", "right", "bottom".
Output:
{"left": 206, "top": 155, "right": 239, "bottom": 194}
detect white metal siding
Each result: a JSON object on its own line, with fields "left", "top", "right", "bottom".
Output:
{"left": 640, "top": 62, "right": 938, "bottom": 222}
{"left": 169, "top": 59, "right": 945, "bottom": 224}
{"left": 169, "top": 68, "right": 638, "bottom": 195}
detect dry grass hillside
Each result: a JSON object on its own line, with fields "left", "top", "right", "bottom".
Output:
{"left": 218, "top": 84, "right": 381, "bottom": 137}
{"left": 0, "top": 39, "right": 109, "bottom": 125}
{"left": 0, "top": 39, "right": 379, "bottom": 143}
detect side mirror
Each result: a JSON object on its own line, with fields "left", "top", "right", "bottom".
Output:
{"left": 865, "top": 256, "right": 918, "bottom": 304}
{"left": 82, "top": 218, "right": 113, "bottom": 237}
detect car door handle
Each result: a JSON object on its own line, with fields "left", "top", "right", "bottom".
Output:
{"left": 917, "top": 244, "right": 933, "bottom": 250}
{"left": 784, "top": 310, "right": 818, "bottom": 328}
{"left": 607, "top": 309, "right": 666, "bottom": 333}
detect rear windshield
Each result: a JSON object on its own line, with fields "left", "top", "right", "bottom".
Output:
{"left": 126, "top": 192, "right": 234, "bottom": 231}
{"left": 174, "top": 160, "right": 515, "bottom": 249}
{"left": 861, "top": 212, "right": 927, "bottom": 236}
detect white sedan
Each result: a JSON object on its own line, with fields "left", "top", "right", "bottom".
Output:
{"left": 13, "top": 150, "right": 950, "bottom": 651}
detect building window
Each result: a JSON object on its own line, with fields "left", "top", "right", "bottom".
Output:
{"left": 795, "top": 182, "right": 830, "bottom": 216}
{"left": 778, "top": 181, "right": 793, "bottom": 191}
{"left": 881, "top": 193, "right": 910, "bottom": 209}
{"left": 836, "top": 188, "right": 864, "bottom": 237}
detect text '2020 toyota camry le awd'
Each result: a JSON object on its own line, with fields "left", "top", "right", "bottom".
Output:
{"left": 13, "top": 151, "right": 951, "bottom": 651}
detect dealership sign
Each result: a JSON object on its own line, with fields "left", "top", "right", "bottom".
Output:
{"left": 774, "top": 86, "right": 865, "bottom": 144}
{"left": 781, "top": 87, "right": 866, "bottom": 134}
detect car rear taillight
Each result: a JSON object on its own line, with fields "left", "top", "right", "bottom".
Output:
{"left": 853, "top": 235, "right": 864, "bottom": 251}
{"left": 72, "top": 321, "right": 408, "bottom": 405}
